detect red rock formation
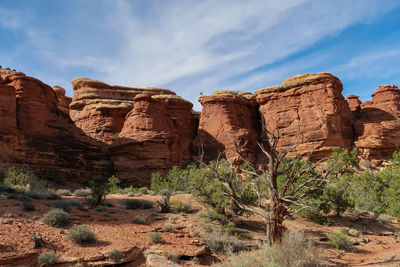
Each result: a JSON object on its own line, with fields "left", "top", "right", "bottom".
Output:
{"left": 353, "top": 85, "right": 400, "bottom": 165}
{"left": 193, "top": 91, "right": 260, "bottom": 163}
{"left": 111, "top": 94, "right": 197, "bottom": 184}
{"left": 0, "top": 69, "right": 112, "bottom": 181}
{"left": 53, "top": 86, "right": 71, "bottom": 115}
{"left": 255, "top": 73, "right": 354, "bottom": 159}
{"left": 70, "top": 78, "right": 176, "bottom": 144}
{"left": 347, "top": 95, "right": 362, "bottom": 113}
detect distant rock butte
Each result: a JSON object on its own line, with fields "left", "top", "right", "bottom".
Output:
{"left": 1, "top": 69, "right": 400, "bottom": 184}
{"left": 255, "top": 73, "right": 353, "bottom": 160}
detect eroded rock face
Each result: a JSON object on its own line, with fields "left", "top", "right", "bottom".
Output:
{"left": 193, "top": 91, "right": 260, "bottom": 164}
{"left": 70, "top": 77, "right": 176, "bottom": 144}
{"left": 353, "top": 85, "right": 400, "bottom": 165}
{"left": 0, "top": 69, "right": 112, "bottom": 181}
{"left": 111, "top": 94, "right": 197, "bottom": 184}
{"left": 53, "top": 86, "right": 71, "bottom": 115}
{"left": 347, "top": 95, "right": 362, "bottom": 114}
{"left": 255, "top": 73, "right": 354, "bottom": 159}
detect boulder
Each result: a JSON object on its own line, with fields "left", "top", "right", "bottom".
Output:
{"left": 192, "top": 91, "right": 260, "bottom": 164}
{"left": 70, "top": 77, "right": 176, "bottom": 144}
{"left": 111, "top": 94, "right": 197, "bottom": 184}
{"left": 0, "top": 69, "right": 112, "bottom": 181}
{"left": 255, "top": 73, "right": 354, "bottom": 159}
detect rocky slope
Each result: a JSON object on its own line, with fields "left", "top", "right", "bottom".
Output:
{"left": 0, "top": 68, "right": 112, "bottom": 181}
{"left": 1, "top": 68, "right": 400, "bottom": 184}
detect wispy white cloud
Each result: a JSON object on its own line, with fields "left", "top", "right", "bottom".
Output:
{"left": 0, "top": 0, "right": 399, "bottom": 110}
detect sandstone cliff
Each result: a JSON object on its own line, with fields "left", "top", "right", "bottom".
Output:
{"left": 255, "top": 73, "right": 354, "bottom": 159}
{"left": 111, "top": 94, "right": 197, "bottom": 184}
{"left": 70, "top": 77, "right": 176, "bottom": 144}
{"left": 352, "top": 85, "right": 400, "bottom": 165}
{"left": 0, "top": 68, "right": 112, "bottom": 181}
{"left": 193, "top": 91, "right": 260, "bottom": 164}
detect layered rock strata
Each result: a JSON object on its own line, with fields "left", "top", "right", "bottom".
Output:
{"left": 70, "top": 77, "right": 176, "bottom": 144}
{"left": 52, "top": 86, "right": 71, "bottom": 115}
{"left": 254, "top": 73, "right": 354, "bottom": 159}
{"left": 353, "top": 85, "right": 400, "bottom": 165}
{"left": 0, "top": 69, "right": 112, "bottom": 180}
{"left": 192, "top": 91, "right": 260, "bottom": 163}
{"left": 111, "top": 94, "right": 197, "bottom": 184}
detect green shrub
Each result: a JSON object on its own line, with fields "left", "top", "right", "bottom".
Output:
{"left": 164, "top": 252, "right": 179, "bottom": 263}
{"left": 37, "top": 251, "right": 59, "bottom": 266}
{"left": 0, "top": 184, "right": 16, "bottom": 194}
{"left": 213, "top": 231, "right": 319, "bottom": 267}
{"left": 95, "top": 207, "right": 108, "bottom": 213}
{"left": 42, "top": 209, "right": 70, "bottom": 227}
{"left": 327, "top": 232, "right": 354, "bottom": 251}
{"left": 141, "top": 200, "right": 154, "bottom": 209}
{"left": 163, "top": 223, "right": 175, "bottom": 232}
{"left": 224, "top": 222, "right": 239, "bottom": 236}
{"left": 148, "top": 232, "right": 163, "bottom": 244}
{"left": 56, "top": 189, "right": 72, "bottom": 196}
{"left": 26, "top": 190, "right": 61, "bottom": 200}
{"left": 69, "top": 225, "right": 96, "bottom": 245}
{"left": 88, "top": 178, "right": 109, "bottom": 207}
{"left": 169, "top": 200, "right": 193, "bottom": 213}
{"left": 298, "top": 209, "right": 331, "bottom": 226}
{"left": 101, "top": 201, "right": 114, "bottom": 207}
{"left": 50, "top": 200, "right": 72, "bottom": 212}
{"left": 108, "top": 175, "right": 121, "bottom": 194}
{"left": 3, "top": 166, "right": 33, "bottom": 187}
{"left": 67, "top": 199, "right": 82, "bottom": 207}
{"left": 198, "top": 209, "right": 225, "bottom": 222}
{"left": 22, "top": 201, "right": 35, "bottom": 211}
{"left": 85, "top": 198, "right": 97, "bottom": 207}
{"left": 132, "top": 215, "right": 147, "bottom": 225}
{"left": 124, "top": 199, "right": 143, "bottom": 209}
{"left": 106, "top": 248, "right": 122, "bottom": 262}
{"left": 6, "top": 193, "right": 32, "bottom": 202}
{"left": 202, "top": 229, "right": 246, "bottom": 254}
{"left": 73, "top": 188, "right": 92, "bottom": 197}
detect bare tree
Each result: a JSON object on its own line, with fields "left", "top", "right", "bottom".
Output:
{"left": 198, "top": 125, "right": 334, "bottom": 245}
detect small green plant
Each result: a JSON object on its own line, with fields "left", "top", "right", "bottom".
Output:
{"left": 73, "top": 188, "right": 92, "bottom": 197}
{"left": 224, "top": 222, "right": 239, "bottom": 236}
{"left": 169, "top": 200, "right": 193, "bottom": 213}
{"left": 50, "top": 200, "right": 72, "bottom": 212}
{"left": 42, "top": 209, "right": 70, "bottom": 227}
{"left": 163, "top": 223, "right": 175, "bottom": 232}
{"left": 56, "top": 189, "right": 72, "bottom": 196}
{"left": 88, "top": 178, "right": 109, "bottom": 207}
{"left": 148, "top": 232, "right": 163, "bottom": 244}
{"left": 164, "top": 252, "right": 179, "bottom": 263}
{"left": 202, "top": 229, "right": 245, "bottom": 254}
{"left": 111, "top": 132, "right": 119, "bottom": 141}
{"left": 37, "top": 251, "right": 59, "bottom": 266}
{"left": 108, "top": 175, "right": 121, "bottom": 194}
{"left": 106, "top": 248, "right": 122, "bottom": 262}
{"left": 198, "top": 209, "right": 225, "bottom": 222}
{"left": 132, "top": 215, "right": 147, "bottom": 224}
{"left": 327, "top": 232, "right": 354, "bottom": 251}
{"left": 124, "top": 199, "right": 143, "bottom": 209}
{"left": 22, "top": 201, "right": 35, "bottom": 211}
{"left": 69, "top": 225, "right": 96, "bottom": 245}
{"left": 95, "top": 206, "right": 108, "bottom": 213}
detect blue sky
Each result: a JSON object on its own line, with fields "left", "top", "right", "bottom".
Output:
{"left": 0, "top": 0, "right": 399, "bottom": 111}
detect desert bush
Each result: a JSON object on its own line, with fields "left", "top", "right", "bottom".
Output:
{"left": 26, "top": 190, "right": 61, "bottom": 200}
{"left": 37, "top": 251, "right": 59, "bottom": 266}
{"left": 124, "top": 199, "right": 143, "bottom": 209}
{"left": 148, "top": 232, "right": 163, "bottom": 244}
{"left": 95, "top": 206, "right": 108, "bottom": 213}
{"left": 85, "top": 198, "right": 97, "bottom": 207}
{"left": 298, "top": 209, "right": 331, "bottom": 226}
{"left": 73, "top": 188, "right": 92, "bottom": 197}
{"left": 164, "top": 252, "right": 179, "bottom": 263}
{"left": 88, "top": 178, "right": 109, "bottom": 207}
{"left": 202, "top": 229, "right": 246, "bottom": 254}
{"left": 141, "top": 200, "right": 154, "bottom": 209}
{"left": 163, "top": 223, "right": 175, "bottom": 232}
{"left": 107, "top": 175, "right": 121, "bottom": 194}
{"left": 6, "top": 193, "right": 32, "bottom": 202}
{"left": 132, "top": 215, "right": 147, "bottom": 225}
{"left": 213, "top": 231, "right": 319, "bottom": 267}
{"left": 50, "top": 200, "right": 72, "bottom": 212}
{"left": 198, "top": 209, "right": 225, "bottom": 222}
{"left": 22, "top": 201, "right": 35, "bottom": 211}
{"left": 169, "top": 200, "right": 193, "bottom": 213}
{"left": 327, "top": 232, "right": 354, "bottom": 251}
{"left": 69, "top": 225, "right": 95, "bottom": 245}
{"left": 42, "top": 209, "right": 70, "bottom": 227}
{"left": 56, "top": 189, "right": 72, "bottom": 196}
{"left": 101, "top": 201, "right": 114, "bottom": 207}
{"left": 0, "top": 184, "right": 16, "bottom": 194}
{"left": 224, "top": 222, "right": 239, "bottom": 236}
{"left": 3, "top": 166, "right": 33, "bottom": 187}
{"left": 106, "top": 248, "right": 122, "bottom": 262}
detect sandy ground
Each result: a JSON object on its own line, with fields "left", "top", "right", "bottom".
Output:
{"left": 1, "top": 193, "right": 400, "bottom": 266}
